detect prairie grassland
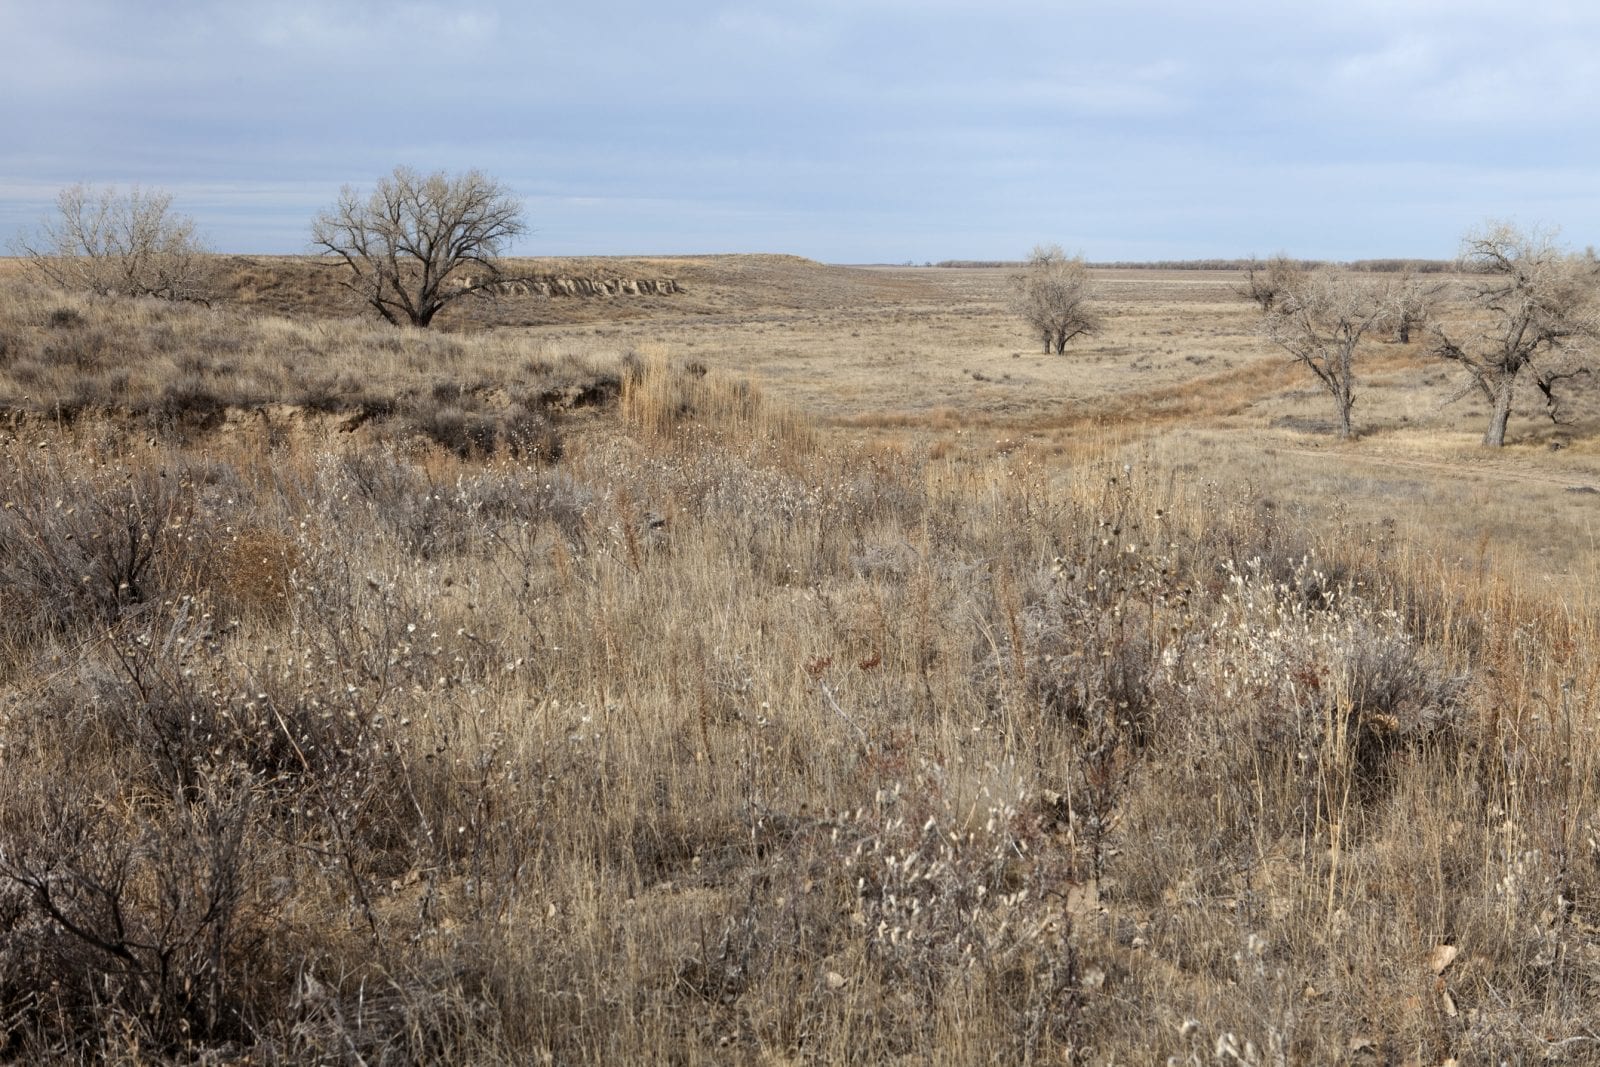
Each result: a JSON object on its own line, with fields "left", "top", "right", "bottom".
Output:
{"left": 2, "top": 261, "right": 1600, "bottom": 1063}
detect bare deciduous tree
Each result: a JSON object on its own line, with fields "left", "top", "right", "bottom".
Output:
{"left": 1013, "top": 245, "right": 1099, "bottom": 354}
{"left": 1240, "top": 254, "right": 1306, "bottom": 313}
{"left": 13, "top": 184, "right": 212, "bottom": 301}
{"left": 1430, "top": 222, "right": 1600, "bottom": 447}
{"left": 311, "top": 166, "right": 525, "bottom": 328}
{"left": 1386, "top": 271, "right": 1442, "bottom": 344}
{"left": 1260, "top": 269, "right": 1389, "bottom": 439}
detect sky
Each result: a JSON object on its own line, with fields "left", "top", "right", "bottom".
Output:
{"left": 3, "top": 0, "right": 1600, "bottom": 262}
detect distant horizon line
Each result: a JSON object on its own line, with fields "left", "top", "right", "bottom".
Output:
{"left": 0, "top": 251, "right": 1462, "bottom": 271}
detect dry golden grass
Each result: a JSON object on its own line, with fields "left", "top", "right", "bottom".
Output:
{"left": 3, "top": 258, "right": 1600, "bottom": 1063}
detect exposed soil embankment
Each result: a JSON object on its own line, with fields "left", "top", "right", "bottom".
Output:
{"left": 453, "top": 273, "right": 682, "bottom": 298}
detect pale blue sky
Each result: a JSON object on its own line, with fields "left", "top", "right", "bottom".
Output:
{"left": 4, "top": 0, "right": 1599, "bottom": 261}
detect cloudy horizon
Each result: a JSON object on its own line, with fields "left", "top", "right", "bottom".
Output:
{"left": 4, "top": 0, "right": 1600, "bottom": 263}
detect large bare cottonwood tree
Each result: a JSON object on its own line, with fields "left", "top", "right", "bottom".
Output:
{"left": 1014, "top": 245, "right": 1099, "bottom": 353}
{"left": 311, "top": 166, "right": 525, "bottom": 327}
{"left": 1260, "top": 270, "right": 1389, "bottom": 439}
{"left": 1431, "top": 223, "right": 1600, "bottom": 446}
{"left": 14, "top": 184, "right": 212, "bottom": 301}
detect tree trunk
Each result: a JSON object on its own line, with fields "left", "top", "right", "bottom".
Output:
{"left": 1397, "top": 322, "right": 1410, "bottom": 344}
{"left": 1483, "top": 375, "right": 1515, "bottom": 446}
{"left": 1334, "top": 349, "right": 1355, "bottom": 439}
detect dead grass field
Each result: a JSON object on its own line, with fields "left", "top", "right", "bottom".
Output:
{"left": 3, "top": 255, "right": 1600, "bottom": 1064}
{"left": 483, "top": 259, "right": 1600, "bottom": 586}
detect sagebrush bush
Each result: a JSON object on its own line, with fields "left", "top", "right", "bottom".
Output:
{"left": 404, "top": 401, "right": 498, "bottom": 456}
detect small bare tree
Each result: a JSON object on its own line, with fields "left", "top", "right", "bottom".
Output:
{"left": 1430, "top": 222, "right": 1600, "bottom": 447}
{"left": 1240, "top": 254, "right": 1306, "bottom": 312}
{"left": 1013, "top": 245, "right": 1099, "bottom": 354}
{"left": 1386, "top": 272, "right": 1442, "bottom": 344}
{"left": 311, "top": 166, "right": 525, "bottom": 328}
{"left": 13, "top": 184, "right": 212, "bottom": 301}
{"left": 1260, "top": 270, "right": 1388, "bottom": 439}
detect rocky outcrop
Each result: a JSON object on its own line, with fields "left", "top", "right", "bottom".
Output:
{"left": 453, "top": 274, "right": 682, "bottom": 298}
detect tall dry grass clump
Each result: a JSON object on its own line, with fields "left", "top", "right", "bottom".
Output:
{"left": 2, "top": 351, "right": 1600, "bottom": 1062}
{"left": 621, "top": 348, "right": 817, "bottom": 456}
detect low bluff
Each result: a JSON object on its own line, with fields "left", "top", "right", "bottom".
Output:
{"left": 453, "top": 274, "right": 683, "bottom": 298}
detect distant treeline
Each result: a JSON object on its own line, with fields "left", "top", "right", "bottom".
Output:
{"left": 1344, "top": 259, "right": 1455, "bottom": 274}
{"left": 932, "top": 258, "right": 1455, "bottom": 273}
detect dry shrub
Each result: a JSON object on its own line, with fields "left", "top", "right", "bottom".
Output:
{"left": 47, "top": 306, "right": 83, "bottom": 330}
{"left": 404, "top": 401, "right": 499, "bottom": 457}
{"left": 1180, "top": 558, "right": 1470, "bottom": 813}
{"left": 829, "top": 767, "right": 1084, "bottom": 1059}
{"left": 0, "top": 767, "right": 272, "bottom": 1057}
{"left": 502, "top": 405, "right": 564, "bottom": 461}
{"left": 0, "top": 449, "right": 219, "bottom": 647}
{"left": 398, "top": 393, "right": 563, "bottom": 460}
{"left": 151, "top": 374, "right": 232, "bottom": 435}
